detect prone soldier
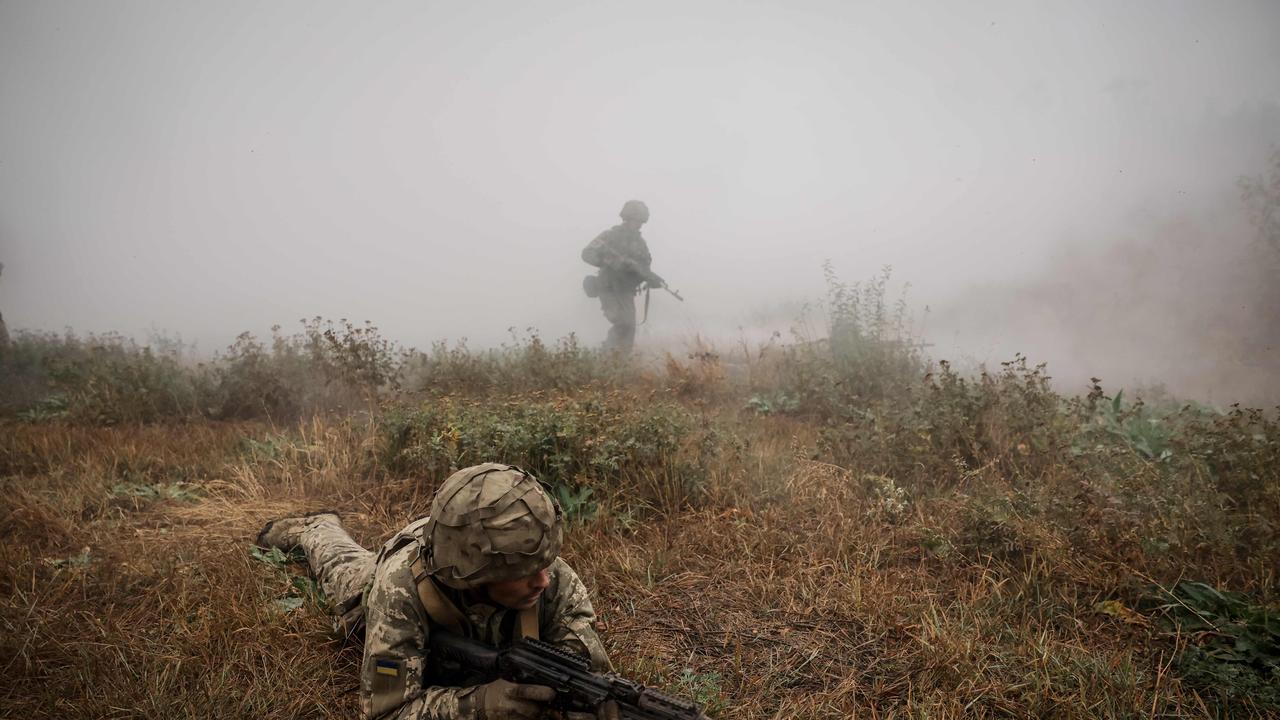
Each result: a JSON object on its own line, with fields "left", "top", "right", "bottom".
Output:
{"left": 257, "top": 464, "right": 618, "bottom": 720}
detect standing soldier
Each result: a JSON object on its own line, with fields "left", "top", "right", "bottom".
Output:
{"left": 581, "top": 200, "right": 666, "bottom": 354}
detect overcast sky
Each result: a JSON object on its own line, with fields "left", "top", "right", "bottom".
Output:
{"left": 2, "top": 1, "right": 1278, "bottom": 402}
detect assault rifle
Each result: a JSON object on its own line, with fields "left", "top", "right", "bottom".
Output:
{"left": 429, "top": 630, "right": 709, "bottom": 720}
{"left": 652, "top": 282, "right": 683, "bottom": 302}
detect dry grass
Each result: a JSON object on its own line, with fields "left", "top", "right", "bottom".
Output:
{"left": 0, "top": 405, "right": 1272, "bottom": 720}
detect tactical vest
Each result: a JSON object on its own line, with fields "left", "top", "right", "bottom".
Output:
{"left": 335, "top": 517, "right": 540, "bottom": 643}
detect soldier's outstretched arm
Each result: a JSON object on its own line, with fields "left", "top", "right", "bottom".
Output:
{"left": 361, "top": 550, "right": 482, "bottom": 720}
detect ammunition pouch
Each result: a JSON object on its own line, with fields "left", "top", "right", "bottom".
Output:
{"left": 583, "top": 274, "right": 600, "bottom": 298}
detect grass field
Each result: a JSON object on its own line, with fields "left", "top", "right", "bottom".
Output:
{"left": 2, "top": 286, "right": 1277, "bottom": 718}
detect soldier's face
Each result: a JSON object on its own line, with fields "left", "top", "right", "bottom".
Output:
{"left": 483, "top": 566, "right": 552, "bottom": 609}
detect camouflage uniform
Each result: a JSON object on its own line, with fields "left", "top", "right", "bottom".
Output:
{"left": 282, "top": 465, "right": 609, "bottom": 720}
{"left": 582, "top": 201, "right": 662, "bottom": 353}
{"left": 295, "top": 513, "right": 377, "bottom": 606}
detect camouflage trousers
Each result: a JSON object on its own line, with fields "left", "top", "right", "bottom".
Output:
{"left": 298, "top": 517, "right": 377, "bottom": 613}
{"left": 598, "top": 289, "right": 636, "bottom": 353}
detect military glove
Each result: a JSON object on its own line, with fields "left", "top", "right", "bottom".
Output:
{"left": 474, "top": 678, "right": 556, "bottom": 720}
{"left": 563, "top": 700, "right": 621, "bottom": 720}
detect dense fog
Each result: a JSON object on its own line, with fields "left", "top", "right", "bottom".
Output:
{"left": 2, "top": 1, "right": 1278, "bottom": 403}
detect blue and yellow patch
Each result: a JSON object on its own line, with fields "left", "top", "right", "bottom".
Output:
{"left": 374, "top": 658, "right": 401, "bottom": 677}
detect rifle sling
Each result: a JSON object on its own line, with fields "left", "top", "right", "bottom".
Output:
{"left": 411, "top": 555, "right": 468, "bottom": 635}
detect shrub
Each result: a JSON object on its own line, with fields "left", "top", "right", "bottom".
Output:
{"left": 1173, "top": 403, "right": 1279, "bottom": 516}
{"left": 212, "top": 318, "right": 409, "bottom": 420}
{"left": 817, "top": 354, "right": 1072, "bottom": 489}
{"left": 0, "top": 319, "right": 410, "bottom": 423}
{"left": 774, "top": 264, "right": 926, "bottom": 419}
{"left": 0, "top": 330, "right": 207, "bottom": 424}
{"left": 378, "top": 394, "right": 724, "bottom": 511}
{"left": 405, "top": 331, "right": 630, "bottom": 396}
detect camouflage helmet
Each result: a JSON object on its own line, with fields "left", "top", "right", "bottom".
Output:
{"left": 421, "top": 463, "right": 562, "bottom": 589}
{"left": 619, "top": 199, "right": 649, "bottom": 223}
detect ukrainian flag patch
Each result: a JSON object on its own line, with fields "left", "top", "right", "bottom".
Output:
{"left": 375, "top": 658, "right": 401, "bottom": 677}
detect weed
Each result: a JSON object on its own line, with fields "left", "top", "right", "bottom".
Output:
{"left": 250, "top": 545, "right": 303, "bottom": 570}
{"left": 236, "top": 436, "right": 283, "bottom": 461}
{"left": 744, "top": 392, "right": 798, "bottom": 416}
{"left": 674, "top": 668, "right": 726, "bottom": 715}
{"left": 664, "top": 343, "right": 727, "bottom": 400}
{"left": 555, "top": 484, "right": 598, "bottom": 522}
{"left": 111, "top": 481, "right": 202, "bottom": 503}
{"left": 44, "top": 547, "right": 92, "bottom": 570}
{"left": 865, "top": 474, "right": 910, "bottom": 522}
{"left": 1088, "top": 390, "right": 1175, "bottom": 462}
{"left": 1146, "top": 581, "right": 1280, "bottom": 710}
{"left": 250, "top": 546, "right": 326, "bottom": 614}
{"left": 288, "top": 575, "right": 327, "bottom": 611}
{"left": 16, "top": 394, "right": 68, "bottom": 422}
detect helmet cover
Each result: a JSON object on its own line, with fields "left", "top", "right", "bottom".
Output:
{"left": 619, "top": 200, "right": 649, "bottom": 223}
{"left": 422, "top": 463, "right": 562, "bottom": 589}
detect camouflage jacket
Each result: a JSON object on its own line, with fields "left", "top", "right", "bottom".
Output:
{"left": 582, "top": 224, "right": 657, "bottom": 292}
{"left": 361, "top": 527, "right": 610, "bottom": 720}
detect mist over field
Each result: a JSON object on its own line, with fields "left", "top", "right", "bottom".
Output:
{"left": 2, "top": 1, "right": 1278, "bottom": 404}
{"left": 6, "top": 6, "right": 1280, "bottom": 716}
